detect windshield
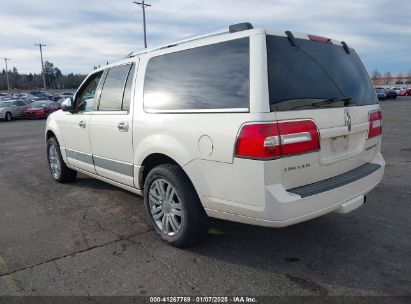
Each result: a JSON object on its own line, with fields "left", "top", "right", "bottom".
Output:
{"left": 0, "top": 102, "right": 12, "bottom": 108}
{"left": 267, "top": 35, "right": 377, "bottom": 111}
{"left": 30, "top": 101, "right": 49, "bottom": 108}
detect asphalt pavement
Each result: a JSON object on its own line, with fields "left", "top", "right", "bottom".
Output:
{"left": 0, "top": 97, "right": 410, "bottom": 297}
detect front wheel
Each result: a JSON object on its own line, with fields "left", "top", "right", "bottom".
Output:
{"left": 144, "top": 164, "right": 209, "bottom": 248}
{"left": 47, "top": 137, "right": 77, "bottom": 183}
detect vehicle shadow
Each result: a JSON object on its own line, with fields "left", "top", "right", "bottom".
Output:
{"left": 182, "top": 212, "right": 408, "bottom": 295}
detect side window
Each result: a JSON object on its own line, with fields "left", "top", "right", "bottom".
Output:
{"left": 17, "top": 101, "right": 26, "bottom": 106}
{"left": 121, "top": 64, "right": 136, "bottom": 112}
{"left": 144, "top": 38, "right": 250, "bottom": 112}
{"left": 76, "top": 71, "right": 103, "bottom": 112}
{"left": 98, "top": 64, "right": 132, "bottom": 111}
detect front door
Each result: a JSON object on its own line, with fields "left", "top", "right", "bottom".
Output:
{"left": 59, "top": 71, "right": 104, "bottom": 173}
{"left": 90, "top": 62, "right": 137, "bottom": 187}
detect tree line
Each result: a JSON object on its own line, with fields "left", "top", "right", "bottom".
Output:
{"left": 0, "top": 61, "right": 87, "bottom": 91}
{"left": 371, "top": 70, "right": 411, "bottom": 79}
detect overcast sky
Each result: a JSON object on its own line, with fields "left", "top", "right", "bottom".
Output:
{"left": 0, "top": 0, "right": 410, "bottom": 75}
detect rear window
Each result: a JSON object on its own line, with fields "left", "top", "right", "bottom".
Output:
{"left": 267, "top": 35, "right": 377, "bottom": 111}
{"left": 144, "top": 38, "right": 249, "bottom": 112}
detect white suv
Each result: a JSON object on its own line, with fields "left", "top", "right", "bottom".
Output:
{"left": 45, "top": 23, "right": 385, "bottom": 247}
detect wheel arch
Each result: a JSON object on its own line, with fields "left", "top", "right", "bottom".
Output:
{"left": 45, "top": 118, "right": 67, "bottom": 162}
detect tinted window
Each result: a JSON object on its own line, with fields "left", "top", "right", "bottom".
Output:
{"left": 77, "top": 71, "right": 103, "bottom": 112}
{"left": 99, "top": 64, "right": 132, "bottom": 111}
{"left": 144, "top": 38, "right": 249, "bottom": 112}
{"left": 122, "top": 64, "right": 135, "bottom": 112}
{"left": 17, "top": 101, "right": 26, "bottom": 106}
{"left": 267, "top": 35, "right": 377, "bottom": 111}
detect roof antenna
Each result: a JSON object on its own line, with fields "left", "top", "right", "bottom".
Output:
{"left": 341, "top": 41, "right": 350, "bottom": 54}
{"left": 285, "top": 31, "right": 298, "bottom": 48}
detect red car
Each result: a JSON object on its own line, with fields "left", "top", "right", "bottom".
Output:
{"left": 25, "top": 100, "right": 60, "bottom": 119}
{"left": 404, "top": 89, "right": 411, "bottom": 96}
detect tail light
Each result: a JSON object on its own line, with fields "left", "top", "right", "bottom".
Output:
{"left": 368, "top": 110, "right": 382, "bottom": 138}
{"left": 235, "top": 120, "right": 320, "bottom": 160}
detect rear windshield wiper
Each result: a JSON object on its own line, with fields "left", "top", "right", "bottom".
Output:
{"left": 312, "top": 96, "right": 352, "bottom": 108}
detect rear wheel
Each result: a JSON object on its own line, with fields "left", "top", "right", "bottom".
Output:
{"left": 5, "top": 112, "right": 12, "bottom": 121}
{"left": 144, "top": 163, "right": 209, "bottom": 248}
{"left": 47, "top": 137, "right": 77, "bottom": 183}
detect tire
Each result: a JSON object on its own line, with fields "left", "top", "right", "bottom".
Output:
{"left": 144, "top": 163, "right": 209, "bottom": 248}
{"left": 5, "top": 112, "right": 12, "bottom": 121}
{"left": 47, "top": 137, "right": 77, "bottom": 183}
{"left": 393, "top": 96, "right": 397, "bottom": 100}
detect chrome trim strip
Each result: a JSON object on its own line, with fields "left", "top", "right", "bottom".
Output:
{"left": 65, "top": 148, "right": 94, "bottom": 165}
{"left": 93, "top": 155, "right": 134, "bottom": 177}
{"left": 66, "top": 164, "right": 143, "bottom": 196}
{"left": 144, "top": 108, "right": 249, "bottom": 114}
{"left": 281, "top": 132, "right": 312, "bottom": 145}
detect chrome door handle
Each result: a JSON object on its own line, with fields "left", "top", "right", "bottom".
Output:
{"left": 118, "top": 121, "right": 129, "bottom": 132}
{"left": 79, "top": 120, "right": 86, "bottom": 128}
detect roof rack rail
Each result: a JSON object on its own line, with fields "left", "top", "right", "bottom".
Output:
{"left": 125, "top": 22, "right": 254, "bottom": 59}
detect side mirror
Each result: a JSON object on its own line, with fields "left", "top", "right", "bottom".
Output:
{"left": 61, "top": 98, "right": 75, "bottom": 112}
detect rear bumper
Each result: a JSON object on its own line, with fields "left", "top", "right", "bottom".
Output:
{"left": 185, "top": 152, "right": 385, "bottom": 228}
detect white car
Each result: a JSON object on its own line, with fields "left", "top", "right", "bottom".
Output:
{"left": 391, "top": 87, "right": 405, "bottom": 95}
{"left": 45, "top": 23, "right": 385, "bottom": 247}
{"left": 0, "top": 100, "right": 28, "bottom": 121}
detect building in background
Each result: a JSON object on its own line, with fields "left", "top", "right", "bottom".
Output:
{"left": 371, "top": 74, "right": 411, "bottom": 88}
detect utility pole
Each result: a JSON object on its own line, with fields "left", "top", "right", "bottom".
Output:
{"left": 133, "top": 0, "right": 151, "bottom": 48}
{"left": 1, "top": 57, "right": 10, "bottom": 90}
{"left": 34, "top": 43, "right": 47, "bottom": 90}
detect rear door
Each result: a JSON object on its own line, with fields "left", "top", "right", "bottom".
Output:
{"left": 89, "top": 62, "right": 137, "bottom": 187}
{"left": 14, "top": 100, "right": 27, "bottom": 116}
{"left": 266, "top": 34, "right": 380, "bottom": 189}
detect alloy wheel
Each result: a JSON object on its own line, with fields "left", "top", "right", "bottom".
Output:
{"left": 149, "top": 179, "right": 183, "bottom": 236}
{"left": 48, "top": 144, "right": 61, "bottom": 179}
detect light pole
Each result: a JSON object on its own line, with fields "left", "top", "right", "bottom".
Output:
{"left": 35, "top": 43, "right": 47, "bottom": 90}
{"left": 133, "top": 1, "right": 151, "bottom": 48}
{"left": 1, "top": 57, "right": 10, "bottom": 90}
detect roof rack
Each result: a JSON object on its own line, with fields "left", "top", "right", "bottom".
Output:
{"left": 125, "top": 22, "right": 254, "bottom": 59}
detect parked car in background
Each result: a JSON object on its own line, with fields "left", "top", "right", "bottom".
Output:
{"left": 404, "top": 88, "right": 411, "bottom": 96}
{"left": 53, "top": 91, "right": 75, "bottom": 101}
{"left": 375, "top": 88, "right": 387, "bottom": 100}
{"left": 12, "top": 93, "right": 36, "bottom": 99}
{"left": 30, "top": 90, "right": 46, "bottom": 96}
{"left": 398, "top": 89, "right": 410, "bottom": 96}
{"left": 56, "top": 98, "right": 68, "bottom": 107}
{"left": 31, "top": 92, "right": 54, "bottom": 100}
{"left": 0, "top": 93, "right": 11, "bottom": 98}
{"left": 384, "top": 88, "right": 397, "bottom": 99}
{"left": 23, "top": 96, "right": 43, "bottom": 104}
{"left": 0, "top": 100, "right": 28, "bottom": 121}
{"left": 25, "top": 100, "right": 60, "bottom": 119}
{"left": 391, "top": 87, "right": 405, "bottom": 96}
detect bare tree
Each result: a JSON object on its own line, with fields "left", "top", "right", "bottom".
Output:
{"left": 372, "top": 69, "right": 381, "bottom": 79}
{"left": 383, "top": 72, "right": 392, "bottom": 85}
